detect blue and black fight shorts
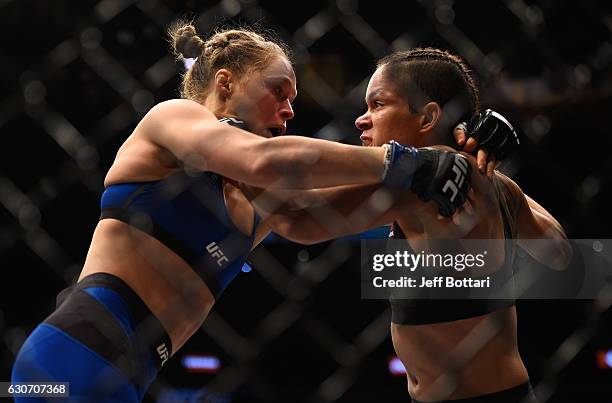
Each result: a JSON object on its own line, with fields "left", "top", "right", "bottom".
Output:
{"left": 11, "top": 272, "right": 172, "bottom": 402}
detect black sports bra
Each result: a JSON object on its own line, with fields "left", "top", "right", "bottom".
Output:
{"left": 389, "top": 191, "right": 516, "bottom": 325}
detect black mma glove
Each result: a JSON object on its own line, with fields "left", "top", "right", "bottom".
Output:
{"left": 382, "top": 141, "right": 472, "bottom": 217}
{"left": 465, "top": 109, "right": 520, "bottom": 160}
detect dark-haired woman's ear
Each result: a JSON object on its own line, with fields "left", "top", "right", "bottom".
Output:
{"left": 419, "top": 102, "right": 441, "bottom": 132}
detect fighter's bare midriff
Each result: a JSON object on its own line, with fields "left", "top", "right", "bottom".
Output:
{"left": 390, "top": 155, "right": 530, "bottom": 401}
{"left": 79, "top": 219, "right": 216, "bottom": 353}
{"left": 78, "top": 170, "right": 257, "bottom": 353}
{"left": 391, "top": 307, "right": 529, "bottom": 401}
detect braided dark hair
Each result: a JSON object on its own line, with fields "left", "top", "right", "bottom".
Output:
{"left": 377, "top": 48, "right": 481, "bottom": 137}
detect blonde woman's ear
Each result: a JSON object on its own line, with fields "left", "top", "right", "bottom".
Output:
{"left": 214, "top": 69, "right": 233, "bottom": 98}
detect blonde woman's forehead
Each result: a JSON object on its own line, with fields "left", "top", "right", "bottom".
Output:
{"left": 254, "top": 56, "right": 296, "bottom": 88}
{"left": 265, "top": 56, "right": 295, "bottom": 79}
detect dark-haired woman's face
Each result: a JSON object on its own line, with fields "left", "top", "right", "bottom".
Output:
{"left": 229, "top": 55, "right": 297, "bottom": 137}
{"left": 355, "top": 66, "right": 422, "bottom": 147}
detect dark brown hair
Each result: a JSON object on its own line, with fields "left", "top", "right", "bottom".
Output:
{"left": 377, "top": 48, "right": 481, "bottom": 139}
{"left": 168, "top": 21, "right": 291, "bottom": 103}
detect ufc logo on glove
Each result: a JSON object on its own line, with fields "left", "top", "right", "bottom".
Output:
{"left": 443, "top": 155, "right": 469, "bottom": 202}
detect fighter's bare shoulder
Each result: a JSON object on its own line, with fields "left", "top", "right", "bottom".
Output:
{"left": 144, "top": 99, "right": 216, "bottom": 122}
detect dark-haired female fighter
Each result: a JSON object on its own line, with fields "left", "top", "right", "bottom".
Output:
{"left": 248, "top": 48, "right": 570, "bottom": 402}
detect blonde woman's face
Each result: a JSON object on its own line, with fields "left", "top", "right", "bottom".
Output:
{"left": 229, "top": 55, "right": 297, "bottom": 137}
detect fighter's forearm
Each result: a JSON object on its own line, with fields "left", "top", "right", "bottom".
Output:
{"left": 252, "top": 136, "right": 386, "bottom": 189}
{"left": 264, "top": 184, "right": 403, "bottom": 244}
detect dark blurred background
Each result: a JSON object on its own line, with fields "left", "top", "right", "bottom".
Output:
{"left": 1, "top": 0, "right": 612, "bottom": 402}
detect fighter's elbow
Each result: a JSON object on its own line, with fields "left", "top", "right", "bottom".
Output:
{"left": 289, "top": 235, "right": 324, "bottom": 246}
{"left": 271, "top": 215, "right": 327, "bottom": 245}
{"left": 544, "top": 226, "right": 572, "bottom": 271}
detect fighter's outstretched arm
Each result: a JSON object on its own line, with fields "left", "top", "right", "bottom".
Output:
{"left": 251, "top": 173, "right": 571, "bottom": 273}
{"left": 140, "top": 99, "right": 388, "bottom": 190}
{"left": 249, "top": 184, "right": 411, "bottom": 245}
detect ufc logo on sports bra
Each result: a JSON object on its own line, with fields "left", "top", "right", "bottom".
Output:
{"left": 206, "top": 242, "right": 230, "bottom": 267}
{"left": 157, "top": 343, "right": 169, "bottom": 367}
{"left": 442, "top": 155, "right": 469, "bottom": 202}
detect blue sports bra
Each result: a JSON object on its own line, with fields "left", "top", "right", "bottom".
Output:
{"left": 100, "top": 171, "right": 259, "bottom": 298}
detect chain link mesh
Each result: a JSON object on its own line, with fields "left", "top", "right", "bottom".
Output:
{"left": 1, "top": 0, "right": 612, "bottom": 402}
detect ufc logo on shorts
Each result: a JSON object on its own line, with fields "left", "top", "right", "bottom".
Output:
{"left": 206, "top": 242, "right": 229, "bottom": 267}
{"left": 442, "top": 155, "right": 469, "bottom": 202}
{"left": 157, "top": 343, "right": 169, "bottom": 367}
